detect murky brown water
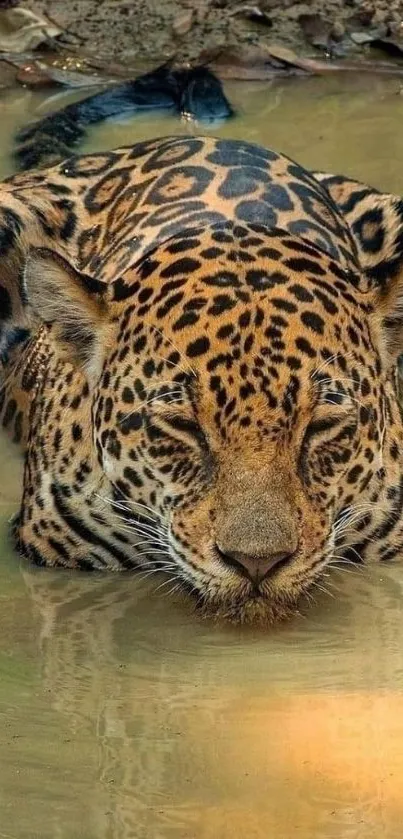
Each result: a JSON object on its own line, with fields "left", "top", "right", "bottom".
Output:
{"left": 2, "top": 74, "right": 403, "bottom": 838}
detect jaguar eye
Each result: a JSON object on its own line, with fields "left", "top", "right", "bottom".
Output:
{"left": 163, "top": 413, "right": 205, "bottom": 441}
{"left": 298, "top": 412, "right": 358, "bottom": 481}
{"left": 302, "top": 415, "right": 347, "bottom": 448}
{"left": 151, "top": 409, "right": 210, "bottom": 454}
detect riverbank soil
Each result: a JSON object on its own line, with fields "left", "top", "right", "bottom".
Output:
{"left": 22, "top": 1, "right": 403, "bottom": 64}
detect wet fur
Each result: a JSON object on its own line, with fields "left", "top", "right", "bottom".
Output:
{"left": 1, "top": 135, "right": 403, "bottom": 624}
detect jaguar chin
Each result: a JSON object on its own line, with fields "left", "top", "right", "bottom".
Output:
{"left": 165, "top": 531, "right": 337, "bottom": 626}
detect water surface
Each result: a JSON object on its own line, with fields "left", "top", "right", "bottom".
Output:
{"left": 1, "top": 74, "right": 403, "bottom": 838}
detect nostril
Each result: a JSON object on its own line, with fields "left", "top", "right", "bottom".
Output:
{"left": 270, "top": 552, "right": 295, "bottom": 574}
{"left": 215, "top": 543, "right": 251, "bottom": 580}
{"left": 214, "top": 543, "right": 295, "bottom": 583}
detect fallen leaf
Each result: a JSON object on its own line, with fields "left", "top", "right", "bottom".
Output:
{"left": 0, "top": 7, "right": 61, "bottom": 52}
{"left": 262, "top": 43, "right": 403, "bottom": 75}
{"left": 172, "top": 10, "right": 194, "bottom": 37}
{"left": 199, "top": 45, "right": 308, "bottom": 80}
{"left": 32, "top": 61, "right": 106, "bottom": 88}
{"left": 15, "top": 62, "right": 53, "bottom": 87}
{"left": 3, "top": 51, "right": 128, "bottom": 87}
{"left": 199, "top": 43, "right": 403, "bottom": 80}
{"left": 349, "top": 31, "right": 377, "bottom": 45}
{"left": 81, "top": 54, "right": 156, "bottom": 79}
{"left": 15, "top": 60, "right": 107, "bottom": 88}
{"left": 262, "top": 43, "right": 323, "bottom": 72}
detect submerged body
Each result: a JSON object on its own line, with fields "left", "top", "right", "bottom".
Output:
{"left": 1, "top": 135, "right": 403, "bottom": 624}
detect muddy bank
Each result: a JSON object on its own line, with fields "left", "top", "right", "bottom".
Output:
{"left": 22, "top": 0, "right": 403, "bottom": 64}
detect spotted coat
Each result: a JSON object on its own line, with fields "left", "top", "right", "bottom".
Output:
{"left": 1, "top": 135, "right": 403, "bottom": 625}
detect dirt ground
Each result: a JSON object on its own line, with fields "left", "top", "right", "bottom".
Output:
{"left": 22, "top": 0, "right": 403, "bottom": 64}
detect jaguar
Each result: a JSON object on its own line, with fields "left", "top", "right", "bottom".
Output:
{"left": 1, "top": 130, "right": 403, "bottom": 625}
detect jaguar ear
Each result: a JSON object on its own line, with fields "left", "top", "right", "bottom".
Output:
{"left": 314, "top": 170, "right": 403, "bottom": 361}
{"left": 24, "top": 247, "right": 112, "bottom": 376}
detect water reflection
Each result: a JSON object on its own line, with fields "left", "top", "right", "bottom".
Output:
{"left": 1, "top": 555, "right": 398, "bottom": 839}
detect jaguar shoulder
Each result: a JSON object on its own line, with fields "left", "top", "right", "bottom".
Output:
{"left": 1, "top": 135, "right": 403, "bottom": 626}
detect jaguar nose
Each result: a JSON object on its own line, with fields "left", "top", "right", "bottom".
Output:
{"left": 215, "top": 545, "right": 295, "bottom": 583}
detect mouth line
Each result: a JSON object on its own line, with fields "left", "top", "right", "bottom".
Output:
{"left": 150, "top": 552, "right": 335, "bottom": 625}
{"left": 138, "top": 532, "right": 340, "bottom": 603}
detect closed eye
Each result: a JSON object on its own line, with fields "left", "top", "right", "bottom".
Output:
{"left": 150, "top": 406, "right": 211, "bottom": 455}
{"left": 163, "top": 413, "right": 208, "bottom": 446}
{"left": 298, "top": 410, "right": 358, "bottom": 481}
{"left": 302, "top": 414, "right": 352, "bottom": 449}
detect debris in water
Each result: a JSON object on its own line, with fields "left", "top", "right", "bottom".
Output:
{"left": 15, "top": 59, "right": 108, "bottom": 88}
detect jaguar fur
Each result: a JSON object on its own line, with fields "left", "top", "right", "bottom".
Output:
{"left": 1, "top": 135, "right": 403, "bottom": 624}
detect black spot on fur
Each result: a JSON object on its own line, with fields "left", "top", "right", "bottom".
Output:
{"left": 186, "top": 336, "right": 210, "bottom": 357}
{"left": 301, "top": 311, "right": 325, "bottom": 335}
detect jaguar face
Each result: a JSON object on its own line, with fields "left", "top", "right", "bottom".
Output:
{"left": 101, "top": 254, "right": 385, "bottom": 624}
{"left": 20, "top": 220, "right": 402, "bottom": 624}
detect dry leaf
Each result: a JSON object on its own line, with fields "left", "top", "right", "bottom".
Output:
{"left": 33, "top": 61, "right": 105, "bottom": 88}
{"left": 172, "top": 10, "right": 194, "bottom": 37}
{"left": 0, "top": 7, "right": 61, "bottom": 52}
{"left": 349, "top": 31, "right": 376, "bottom": 45}
{"left": 265, "top": 43, "right": 403, "bottom": 75}
{"left": 15, "top": 60, "right": 107, "bottom": 88}
{"left": 201, "top": 43, "right": 403, "bottom": 81}
{"left": 200, "top": 45, "right": 306, "bottom": 80}
{"left": 15, "top": 62, "right": 53, "bottom": 87}
{"left": 262, "top": 44, "right": 318, "bottom": 71}
{"left": 82, "top": 55, "right": 156, "bottom": 79}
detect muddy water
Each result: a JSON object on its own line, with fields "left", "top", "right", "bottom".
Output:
{"left": 1, "top": 74, "right": 403, "bottom": 839}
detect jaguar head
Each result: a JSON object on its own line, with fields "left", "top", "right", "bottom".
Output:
{"left": 21, "top": 224, "right": 403, "bottom": 624}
